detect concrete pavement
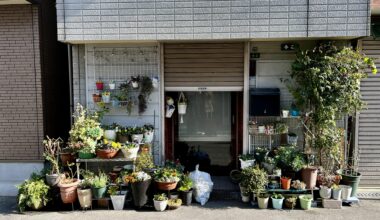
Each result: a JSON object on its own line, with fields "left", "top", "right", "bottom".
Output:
{"left": 1, "top": 197, "right": 380, "bottom": 220}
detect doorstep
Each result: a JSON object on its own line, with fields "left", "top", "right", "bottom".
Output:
{"left": 210, "top": 176, "right": 240, "bottom": 201}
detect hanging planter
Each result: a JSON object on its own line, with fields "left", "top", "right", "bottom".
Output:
{"left": 178, "top": 92, "right": 187, "bottom": 124}
{"left": 92, "top": 94, "right": 101, "bottom": 103}
{"left": 102, "top": 91, "right": 111, "bottom": 104}
{"left": 131, "top": 76, "right": 140, "bottom": 89}
{"left": 152, "top": 76, "right": 159, "bottom": 88}
{"left": 96, "top": 80, "right": 104, "bottom": 90}
{"left": 109, "top": 80, "right": 116, "bottom": 90}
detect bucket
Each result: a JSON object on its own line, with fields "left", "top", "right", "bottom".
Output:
{"left": 340, "top": 185, "right": 352, "bottom": 200}
{"left": 178, "top": 104, "right": 187, "bottom": 114}
{"left": 271, "top": 197, "right": 284, "bottom": 209}
{"left": 111, "top": 194, "right": 126, "bottom": 210}
{"left": 258, "top": 197, "right": 269, "bottom": 209}
{"left": 301, "top": 167, "right": 318, "bottom": 189}
{"left": 299, "top": 195, "right": 312, "bottom": 210}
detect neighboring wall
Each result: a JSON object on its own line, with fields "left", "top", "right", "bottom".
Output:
{"left": 357, "top": 37, "right": 380, "bottom": 187}
{"left": 0, "top": 5, "right": 44, "bottom": 196}
{"left": 0, "top": 5, "right": 44, "bottom": 161}
{"left": 56, "top": 0, "right": 370, "bottom": 42}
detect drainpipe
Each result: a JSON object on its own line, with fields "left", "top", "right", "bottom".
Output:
{"left": 67, "top": 44, "right": 74, "bottom": 125}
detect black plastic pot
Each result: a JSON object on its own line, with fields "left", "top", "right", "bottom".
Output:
{"left": 131, "top": 179, "right": 151, "bottom": 208}
{"left": 341, "top": 172, "right": 361, "bottom": 197}
{"left": 181, "top": 190, "right": 193, "bottom": 206}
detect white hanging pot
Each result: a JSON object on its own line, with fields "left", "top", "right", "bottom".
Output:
{"left": 152, "top": 77, "right": 159, "bottom": 88}
{"left": 178, "top": 103, "right": 187, "bottom": 115}
{"left": 109, "top": 83, "right": 116, "bottom": 90}
{"left": 132, "top": 81, "right": 139, "bottom": 88}
{"left": 102, "top": 95, "right": 111, "bottom": 103}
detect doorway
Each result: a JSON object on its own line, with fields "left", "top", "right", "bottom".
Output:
{"left": 165, "top": 91, "right": 243, "bottom": 175}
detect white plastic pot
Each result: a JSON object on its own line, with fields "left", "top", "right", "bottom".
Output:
{"left": 153, "top": 199, "right": 168, "bottom": 211}
{"left": 144, "top": 130, "right": 154, "bottom": 143}
{"left": 77, "top": 188, "right": 92, "bottom": 208}
{"left": 340, "top": 185, "right": 352, "bottom": 200}
{"left": 121, "top": 146, "right": 139, "bottom": 159}
{"left": 241, "top": 195, "right": 250, "bottom": 203}
{"left": 282, "top": 110, "right": 289, "bottom": 118}
{"left": 111, "top": 194, "right": 126, "bottom": 210}
{"left": 102, "top": 95, "right": 111, "bottom": 103}
{"left": 178, "top": 103, "right": 187, "bottom": 114}
{"left": 109, "top": 83, "right": 116, "bottom": 90}
{"left": 332, "top": 188, "right": 342, "bottom": 200}
{"left": 257, "top": 197, "right": 269, "bottom": 209}
{"left": 152, "top": 77, "right": 159, "bottom": 88}
{"left": 319, "top": 186, "right": 332, "bottom": 199}
{"left": 258, "top": 126, "right": 265, "bottom": 134}
{"left": 239, "top": 159, "right": 255, "bottom": 169}
{"left": 131, "top": 134, "right": 144, "bottom": 143}
{"left": 104, "top": 130, "right": 117, "bottom": 141}
{"left": 132, "top": 81, "right": 139, "bottom": 88}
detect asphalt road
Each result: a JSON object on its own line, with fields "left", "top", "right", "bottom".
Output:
{"left": 1, "top": 197, "right": 380, "bottom": 220}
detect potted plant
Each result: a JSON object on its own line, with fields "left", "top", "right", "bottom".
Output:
{"left": 271, "top": 193, "right": 284, "bottom": 210}
{"left": 284, "top": 196, "right": 297, "bottom": 209}
{"left": 60, "top": 147, "right": 76, "bottom": 166}
{"left": 339, "top": 166, "right": 361, "bottom": 198}
{"left": 241, "top": 191, "right": 250, "bottom": 203}
{"left": 167, "top": 198, "right": 182, "bottom": 210}
{"left": 57, "top": 164, "right": 80, "bottom": 204}
{"left": 135, "top": 152, "right": 155, "bottom": 173}
{"left": 257, "top": 191, "right": 269, "bottom": 209}
{"left": 291, "top": 180, "right": 306, "bottom": 190}
{"left": 108, "top": 178, "right": 126, "bottom": 210}
{"left": 123, "top": 171, "right": 152, "bottom": 208}
{"left": 340, "top": 185, "right": 352, "bottom": 200}
{"left": 77, "top": 172, "right": 93, "bottom": 209}
{"left": 254, "top": 146, "right": 268, "bottom": 166}
{"left": 109, "top": 80, "right": 116, "bottom": 90}
{"left": 331, "top": 184, "right": 342, "bottom": 200}
{"left": 280, "top": 176, "right": 291, "bottom": 190}
{"left": 17, "top": 173, "right": 50, "bottom": 212}
{"left": 130, "top": 126, "right": 145, "bottom": 143}
{"left": 102, "top": 91, "right": 111, "bottom": 103}
{"left": 299, "top": 195, "right": 313, "bottom": 210}
{"left": 43, "top": 136, "right": 63, "bottom": 186}
{"left": 301, "top": 166, "right": 318, "bottom": 190}
{"left": 103, "top": 123, "right": 119, "bottom": 141}
{"left": 143, "top": 124, "right": 155, "bottom": 143}
{"left": 121, "top": 142, "right": 140, "bottom": 159}
{"left": 91, "top": 171, "right": 108, "bottom": 199}
{"left": 138, "top": 76, "right": 153, "bottom": 114}
{"left": 96, "top": 79, "right": 104, "bottom": 90}
{"left": 178, "top": 174, "right": 193, "bottom": 206}
{"left": 287, "top": 132, "right": 298, "bottom": 145}
{"left": 153, "top": 193, "right": 168, "bottom": 211}
{"left": 239, "top": 154, "right": 255, "bottom": 169}
{"left": 131, "top": 76, "right": 140, "bottom": 89}
{"left": 240, "top": 166, "right": 268, "bottom": 202}
{"left": 288, "top": 42, "right": 376, "bottom": 176}
{"left": 68, "top": 104, "right": 103, "bottom": 159}
{"left": 177, "top": 92, "right": 187, "bottom": 116}
{"left": 318, "top": 172, "right": 336, "bottom": 199}
{"left": 117, "top": 126, "right": 130, "bottom": 143}
{"left": 96, "top": 140, "right": 121, "bottom": 159}
{"left": 274, "top": 145, "right": 306, "bottom": 178}
{"left": 92, "top": 94, "right": 102, "bottom": 103}
{"left": 153, "top": 167, "right": 181, "bottom": 191}
{"left": 275, "top": 123, "right": 288, "bottom": 134}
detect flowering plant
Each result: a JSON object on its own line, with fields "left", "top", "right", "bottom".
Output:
{"left": 123, "top": 171, "right": 151, "bottom": 183}
{"left": 153, "top": 167, "right": 181, "bottom": 183}
{"left": 97, "top": 139, "right": 122, "bottom": 150}
{"left": 68, "top": 104, "right": 103, "bottom": 154}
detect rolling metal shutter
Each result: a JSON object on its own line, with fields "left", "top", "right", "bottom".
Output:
{"left": 358, "top": 38, "right": 380, "bottom": 187}
{"left": 164, "top": 43, "right": 244, "bottom": 91}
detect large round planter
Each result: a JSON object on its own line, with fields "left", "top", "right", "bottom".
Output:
{"left": 281, "top": 178, "right": 291, "bottom": 190}
{"left": 299, "top": 195, "right": 312, "bottom": 210}
{"left": 340, "top": 185, "right": 352, "bottom": 200}
{"left": 153, "top": 199, "right": 168, "bottom": 211}
{"left": 340, "top": 173, "right": 361, "bottom": 197}
{"left": 156, "top": 181, "right": 178, "bottom": 191}
{"left": 301, "top": 167, "right": 318, "bottom": 189}
{"left": 77, "top": 188, "right": 92, "bottom": 208}
{"left": 78, "top": 152, "right": 95, "bottom": 159}
{"left": 131, "top": 134, "right": 144, "bottom": 143}
{"left": 131, "top": 179, "right": 151, "bottom": 208}
{"left": 46, "top": 173, "right": 62, "bottom": 187}
{"left": 319, "top": 186, "right": 332, "bottom": 199}
{"left": 111, "top": 194, "right": 126, "bottom": 210}
{"left": 117, "top": 134, "right": 130, "bottom": 143}
{"left": 104, "top": 130, "right": 117, "bottom": 141}
{"left": 181, "top": 190, "right": 193, "bottom": 206}
{"left": 96, "top": 149, "right": 119, "bottom": 159}
{"left": 121, "top": 147, "right": 139, "bottom": 159}
{"left": 60, "top": 152, "right": 76, "bottom": 165}
{"left": 257, "top": 197, "right": 269, "bottom": 209}
{"left": 332, "top": 188, "right": 342, "bottom": 200}
{"left": 58, "top": 179, "right": 80, "bottom": 204}
{"left": 144, "top": 130, "right": 154, "bottom": 143}
{"left": 271, "top": 197, "right": 284, "bottom": 210}
{"left": 92, "top": 186, "right": 107, "bottom": 199}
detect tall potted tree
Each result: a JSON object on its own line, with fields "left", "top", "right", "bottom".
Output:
{"left": 240, "top": 166, "right": 268, "bottom": 203}
{"left": 288, "top": 42, "right": 377, "bottom": 175}
{"left": 43, "top": 136, "right": 63, "bottom": 186}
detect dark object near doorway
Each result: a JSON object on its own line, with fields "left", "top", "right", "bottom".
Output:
{"left": 249, "top": 88, "right": 280, "bottom": 116}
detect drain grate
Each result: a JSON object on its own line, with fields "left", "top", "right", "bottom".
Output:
{"left": 357, "top": 192, "right": 380, "bottom": 199}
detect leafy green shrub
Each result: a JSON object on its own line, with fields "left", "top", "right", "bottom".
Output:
{"left": 241, "top": 166, "right": 268, "bottom": 193}
{"left": 17, "top": 173, "right": 50, "bottom": 212}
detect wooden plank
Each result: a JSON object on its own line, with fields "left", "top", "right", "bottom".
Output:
{"left": 165, "top": 48, "right": 244, "bottom": 54}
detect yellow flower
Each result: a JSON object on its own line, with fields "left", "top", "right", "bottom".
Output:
{"left": 103, "top": 139, "right": 109, "bottom": 145}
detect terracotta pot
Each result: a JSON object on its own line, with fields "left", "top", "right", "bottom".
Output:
{"left": 281, "top": 177, "right": 291, "bottom": 190}
{"left": 156, "top": 181, "right": 178, "bottom": 191}
{"left": 60, "top": 152, "right": 76, "bottom": 166}
{"left": 301, "top": 167, "right": 318, "bottom": 189}
{"left": 96, "top": 149, "right": 119, "bottom": 159}
{"left": 58, "top": 179, "right": 80, "bottom": 204}
{"left": 92, "top": 94, "right": 102, "bottom": 103}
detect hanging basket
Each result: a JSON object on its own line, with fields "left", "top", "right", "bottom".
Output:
{"left": 178, "top": 92, "right": 187, "bottom": 115}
